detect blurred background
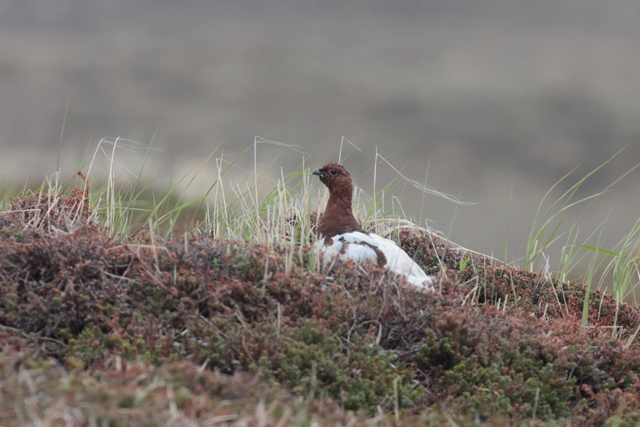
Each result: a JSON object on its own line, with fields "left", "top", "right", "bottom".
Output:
{"left": 1, "top": 0, "right": 640, "bottom": 273}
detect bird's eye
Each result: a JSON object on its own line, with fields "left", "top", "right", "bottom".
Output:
{"left": 330, "top": 169, "right": 338, "bottom": 175}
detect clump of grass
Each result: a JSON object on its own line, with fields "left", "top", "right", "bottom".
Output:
{"left": 523, "top": 146, "right": 640, "bottom": 324}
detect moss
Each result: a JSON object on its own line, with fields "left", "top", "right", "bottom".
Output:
{"left": 413, "top": 311, "right": 579, "bottom": 421}
{"left": 3, "top": 208, "right": 640, "bottom": 425}
{"left": 118, "top": 394, "right": 135, "bottom": 408}
{"left": 251, "top": 320, "right": 419, "bottom": 414}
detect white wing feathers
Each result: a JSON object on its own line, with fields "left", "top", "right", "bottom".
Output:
{"left": 315, "top": 232, "right": 435, "bottom": 290}
{"left": 339, "top": 231, "right": 380, "bottom": 247}
{"left": 367, "top": 234, "right": 435, "bottom": 289}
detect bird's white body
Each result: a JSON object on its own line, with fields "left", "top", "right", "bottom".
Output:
{"left": 315, "top": 231, "right": 435, "bottom": 290}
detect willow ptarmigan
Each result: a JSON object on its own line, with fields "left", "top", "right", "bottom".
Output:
{"left": 312, "top": 163, "right": 435, "bottom": 290}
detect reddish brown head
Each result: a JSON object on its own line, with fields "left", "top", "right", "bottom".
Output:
{"left": 313, "top": 163, "right": 363, "bottom": 239}
{"left": 312, "top": 163, "right": 353, "bottom": 195}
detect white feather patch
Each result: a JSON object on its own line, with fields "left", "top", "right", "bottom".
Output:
{"left": 315, "top": 232, "right": 435, "bottom": 290}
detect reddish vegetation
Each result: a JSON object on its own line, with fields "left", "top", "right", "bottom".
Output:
{"left": 7, "top": 172, "right": 91, "bottom": 229}
{"left": 2, "top": 187, "right": 640, "bottom": 425}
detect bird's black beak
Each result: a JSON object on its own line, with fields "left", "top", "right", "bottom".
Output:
{"left": 312, "top": 168, "right": 324, "bottom": 177}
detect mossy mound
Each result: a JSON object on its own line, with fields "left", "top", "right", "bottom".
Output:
{"left": 2, "top": 192, "right": 640, "bottom": 425}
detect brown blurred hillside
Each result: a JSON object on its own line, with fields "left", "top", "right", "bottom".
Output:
{"left": 1, "top": 0, "right": 640, "bottom": 275}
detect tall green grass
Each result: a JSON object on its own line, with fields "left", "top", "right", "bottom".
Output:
{"left": 524, "top": 146, "right": 640, "bottom": 323}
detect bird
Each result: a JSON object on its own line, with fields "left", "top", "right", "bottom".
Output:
{"left": 312, "top": 163, "right": 435, "bottom": 290}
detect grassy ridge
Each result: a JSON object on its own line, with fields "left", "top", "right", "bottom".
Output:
{"left": 2, "top": 173, "right": 640, "bottom": 425}
{"left": 2, "top": 139, "right": 640, "bottom": 425}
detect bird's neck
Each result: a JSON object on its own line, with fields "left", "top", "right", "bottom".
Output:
{"left": 317, "top": 190, "right": 363, "bottom": 239}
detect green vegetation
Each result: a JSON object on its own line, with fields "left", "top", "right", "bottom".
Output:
{"left": 1, "top": 141, "right": 640, "bottom": 425}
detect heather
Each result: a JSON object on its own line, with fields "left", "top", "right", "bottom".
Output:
{"left": 1, "top": 171, "right": 640, "bottom": 426}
